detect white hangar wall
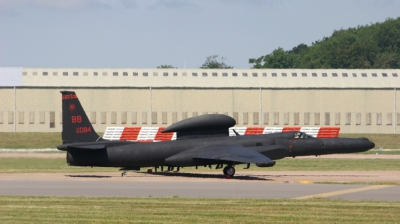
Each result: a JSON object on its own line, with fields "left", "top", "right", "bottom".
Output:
{"left": 0, "top": 68, "right": 400, "bottom": 133}
{"left": 0, "top": 88, "right": 398, "bottom": 134}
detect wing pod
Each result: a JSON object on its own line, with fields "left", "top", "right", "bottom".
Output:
{"left": 256, "top": 162, "right": 276, "bottom": 167}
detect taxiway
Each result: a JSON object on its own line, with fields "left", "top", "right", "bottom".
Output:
{"left": 0, "top": 172, "right": 398, "bottom": 201}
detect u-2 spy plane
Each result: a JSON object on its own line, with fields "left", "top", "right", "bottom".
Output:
{"left": 58, "top": 91, "right": 375, "bottom": 178}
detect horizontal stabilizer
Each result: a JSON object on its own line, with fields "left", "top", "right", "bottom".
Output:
{"left": 57, "top": 144, "right": 106, "bottom": 151}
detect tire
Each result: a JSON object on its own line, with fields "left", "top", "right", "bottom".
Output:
{"left": 223, "top": 166, "right": 235, "bottom": 177}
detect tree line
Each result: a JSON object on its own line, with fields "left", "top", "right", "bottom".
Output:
{"left": 159, "top": 17, "right": 399, "bottom": 69}
{"left": 249, "top": 17, "right": 400, "bottom": 69}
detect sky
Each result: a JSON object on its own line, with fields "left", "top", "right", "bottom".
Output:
{"left": 0, "top": 0, "right": 399, "bottom": 69}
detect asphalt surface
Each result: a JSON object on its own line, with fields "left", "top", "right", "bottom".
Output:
{"left": 0, "top": 173, "right": 399, "bottom": 201}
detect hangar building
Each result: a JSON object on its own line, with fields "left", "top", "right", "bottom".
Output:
{"left": 1, "top": 67, "right": 399, "bottom": 134}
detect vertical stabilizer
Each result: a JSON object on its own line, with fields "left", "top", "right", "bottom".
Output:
{"left": 61, "top": 91, "right": 101, "bottom": 144}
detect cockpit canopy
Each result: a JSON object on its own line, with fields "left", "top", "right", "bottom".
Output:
{"left": 293, "top": 132, "right": 315, "bottom": 139}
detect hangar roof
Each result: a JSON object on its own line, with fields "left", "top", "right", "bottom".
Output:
{"left": 2, "top": 68, "right": 400, "bottom": 88}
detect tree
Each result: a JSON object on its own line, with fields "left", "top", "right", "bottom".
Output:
{"left": 288, "top": 43, "right": 309, "bottom": 55}
{"left": 248, "top": 56, "right": 265, "bottom": 68}
{"left": 157, "top": 65, "right": 176, "bottom": 68}
{"left": 249, "top": 48, "right": 300, "bottom": 68}
{"left": 248, "top": 17, "right": 400, "bottom": 69}
{"left": 200, "top": 55, "right": 233, "bottom": 69}
{"left": 263, "top": 48, "right": 297, "bottom": 68}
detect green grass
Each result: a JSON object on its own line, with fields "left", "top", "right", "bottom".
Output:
{"left": 0, "top": 132, "right": 61, "bottom": 149}
{"left": 0, "top": 132, "right": 400, "bottom": 150}
{"left": 0, "top": 132, "right": 102, "bottom": 149}
{"left": 1, "top": 157, "right": 399, "bottom": 173}
{"left": 340, "top": 133, "right": 400, "bottom": 150}
{"left": 0, "top": 196, "right": 399, "bottom": 223}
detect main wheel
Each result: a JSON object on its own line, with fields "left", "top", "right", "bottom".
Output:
{"left": 121, "top": 172, "right": 126, "bottom": 177}
{"left": 223, "top": 166, "right": 235, "bottom": 177}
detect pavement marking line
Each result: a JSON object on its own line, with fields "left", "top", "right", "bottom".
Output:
{"left": 298, "top": 180, "right": 313, "bottom": 184}
{"left": 293, "top": 185, "right": 393, "bottom": 200}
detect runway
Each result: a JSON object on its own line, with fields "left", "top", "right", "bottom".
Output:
{"left": 0, "top": 172, "right": 399, "bottom": 201}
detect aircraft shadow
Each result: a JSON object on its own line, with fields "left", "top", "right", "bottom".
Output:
{"left": 64, "top": 173, "right": 273, "bottom": 181}
{"left": 66, "top": 175, "right": 113, "bottom": 178}
{"left": 150, "top": 172, "right": 272, "bottom": 181}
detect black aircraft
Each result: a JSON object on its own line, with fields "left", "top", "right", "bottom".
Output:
{"left": 57, "top": 91, "right": 375, "bottom": 178}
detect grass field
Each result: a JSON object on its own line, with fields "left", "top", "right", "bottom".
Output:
{"left": 0, "top": 196, "right": 399, "bottom": 223}
{"left": 0, "top": 132, "right": 400, "bottom": 150}
{"left": 340, "top": 133, "right": 400, "bottom": 150}
{"left": 0, "top": 132, "right": 61, "bottom": 149}
{"left": 1, "top": 157, "right": 399, "bottom": 173}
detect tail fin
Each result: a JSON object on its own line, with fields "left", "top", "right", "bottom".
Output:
{"left": 61, "top": 91, "right": 102, "bottom": 144}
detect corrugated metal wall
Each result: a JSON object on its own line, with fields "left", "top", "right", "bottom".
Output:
{"left": 0, "top": 87, "right": 398, "bottom": 133}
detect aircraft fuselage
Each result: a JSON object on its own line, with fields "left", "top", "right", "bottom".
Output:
{"left": 64, "top": 134, "right": 374, "bottom": 168}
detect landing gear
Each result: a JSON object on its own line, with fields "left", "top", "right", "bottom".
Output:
{"left": 223, "top": 165, "right": 235, "bottom": 178}
{"left": 119, "top": 167, "right": 140, "bottom": 177}
{"left": 167, "top": 166, "right": 174, "bottom": 171}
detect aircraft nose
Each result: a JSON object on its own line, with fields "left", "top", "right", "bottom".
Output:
{"left": 363, "top": 138, "right": 375, "bottom": 149}
{"left": 348, "top": 138, "right": 375, "bottom": 152}
{"left": 357, "top": 137, "right": 375, "bottom": 149}
{"left": 322, "top": 137, "right": 375, "bottom": 153}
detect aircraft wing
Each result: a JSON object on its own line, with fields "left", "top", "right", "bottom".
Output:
{"left": 251, "top": 144, "right": 291, "bottom": 160}
{"left": 166, "top": 145, "right": 274, "bottom": 166}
